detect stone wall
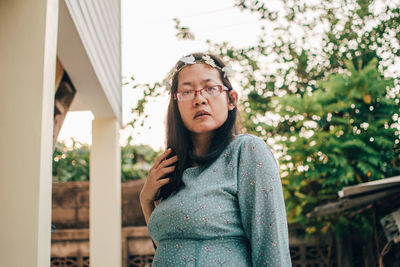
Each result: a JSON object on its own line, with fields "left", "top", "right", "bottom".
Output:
{"left": 51, "top": 180, "right": 152, "bottom": 267}
{"left": 52, "top": 179, "right": 146, "bottom": 230}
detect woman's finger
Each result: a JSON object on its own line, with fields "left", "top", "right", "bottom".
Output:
{"left": 156, "top": 165, "right": 176, "bottom": 180}
{"left": 158, "top": 155, "right": 178, "bottom": 169}
{"left": 157, "top": 177, "right": 170, "bottom": 187}
{"left": 153, "top": 148, "right": 172, "bottom": 168}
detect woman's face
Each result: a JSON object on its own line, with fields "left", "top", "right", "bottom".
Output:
{"left": 176, "top": 63, "right": 237, "bottom": 139}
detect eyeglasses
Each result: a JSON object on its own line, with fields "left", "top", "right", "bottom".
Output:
{"left": 174, "top": 85, "right": 228, "bottom": 101}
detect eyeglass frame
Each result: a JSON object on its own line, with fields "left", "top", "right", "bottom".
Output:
{"left": 173, "top": 85, "right": 229, "bottom": 101}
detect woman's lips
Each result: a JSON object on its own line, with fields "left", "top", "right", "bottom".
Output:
{"left": 194, "top": 110, "right": 211, "bottom": 119}
{"left": 194, "top": 114, "right": 209, "bottom": 119}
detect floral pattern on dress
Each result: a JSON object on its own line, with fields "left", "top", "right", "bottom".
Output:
{"left": 148, "top": 134, "right": 291, "bottom": 266}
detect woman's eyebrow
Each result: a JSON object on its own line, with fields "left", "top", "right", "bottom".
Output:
{"left": 180, "top": 81, "right": 193, "bottom": 86}
{"left": 202, "top": 78, "right": 213, "bottom": 83}
{"left": 180, "top": 78, "right": 215, "bottom": 87}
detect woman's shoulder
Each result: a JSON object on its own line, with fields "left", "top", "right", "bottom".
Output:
{"left": 231, "top": 134, "right": 279, "bottom": 174}
{"left": 230, "top": 133, "right": 268, "bottom": 148}
{"left": 230, "top": 134, "right": 275, "bottom": 160}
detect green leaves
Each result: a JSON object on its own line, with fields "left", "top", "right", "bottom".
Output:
{"left": 173, "top": 18, "right": 195, "bottom": 40}
{"left": 272, "top": 58, "right": 399, "bottom": 235}
{"left": 52, "top": 141, "right": 160, "bottom": 182}
{"left": 120, "top": 144, "right": 161, "bottom": 181}
{"left": 52, "top": 140, "right": 90, "bottom": 182}
{"left": 214, "top": 0, "right": 400, "bottom": 238}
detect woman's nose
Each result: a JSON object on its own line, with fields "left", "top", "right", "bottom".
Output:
{"left": 193, "top": 91, "right": 207, "bottom": 106}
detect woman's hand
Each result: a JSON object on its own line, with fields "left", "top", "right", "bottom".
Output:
{"left": 140, "top": 148, "right": 178, "bottom": 205}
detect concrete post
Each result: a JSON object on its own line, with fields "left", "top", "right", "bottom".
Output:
{"left": 90, "top": 118, "right": 121, "bottom": 266}
{"left": 0, "top": 0, "right": 58, "bottom": 266}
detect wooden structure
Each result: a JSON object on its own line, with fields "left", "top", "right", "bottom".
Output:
{"left": 308, "top": 176, "right": 400, "bottom": 218}
{"left": 307, "top": 176, "right": 400, "bottom": 266}
{"left": 53, "top": 58, "right": 76, "bottom": 149}
{"left": 338, "top": 176, "right": 400, "bottom": 198}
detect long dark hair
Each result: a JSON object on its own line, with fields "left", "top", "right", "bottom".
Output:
{"left": 159, "top": 53, "right": 238, "bottom": 199}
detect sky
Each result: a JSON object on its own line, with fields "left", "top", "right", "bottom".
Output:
{"left": 58, "top": 0, "right": 265, "bottom": 150}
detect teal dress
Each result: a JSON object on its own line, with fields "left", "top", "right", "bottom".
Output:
{"left": 148, "top": 134, "right": 291, "bottom": 266}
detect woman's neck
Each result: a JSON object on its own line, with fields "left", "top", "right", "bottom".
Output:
{"left": 191, "top": 133, "right": 213, "bottom": 156}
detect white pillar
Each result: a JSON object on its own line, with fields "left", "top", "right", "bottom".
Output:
{"left": 0, "top": 1, "right": 58, "bottom": 267}
{"left": 90, "top": 118, "right": 121, "bottom": 267}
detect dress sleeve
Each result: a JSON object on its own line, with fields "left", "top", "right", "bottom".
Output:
{"left": 237, "top": 136, "right": 292, "bottom": 266}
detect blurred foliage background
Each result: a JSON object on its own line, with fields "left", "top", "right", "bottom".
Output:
{"left": 52, "top": 139, "right": 160, "bottom": 182}
{"left": 124, "top": 0, "right": 400, "bottom": 264}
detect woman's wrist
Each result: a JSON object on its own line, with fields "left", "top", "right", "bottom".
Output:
{"left": 140, "top": 193, "right": 154, "bottom": 206}
{"left": 140, "top": 194, "right": 155, "bottom": 225}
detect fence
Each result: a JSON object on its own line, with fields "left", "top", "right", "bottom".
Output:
{"left": 51, "top": 180, "right": 335, "bottom": 267}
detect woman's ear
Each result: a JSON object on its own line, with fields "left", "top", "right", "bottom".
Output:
{"left": 228, "top": 90, "right": 238, "bottom": 111}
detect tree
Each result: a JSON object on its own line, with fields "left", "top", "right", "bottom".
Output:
{"left": 126, "top": 0, "right": 400, "bottom": 263}
{"left": 121, "top": 143, "right": 161, "bottom": 181}
{"left": 276, "top": 58, "right": 398, "bottom": 228}
{"left": 53, "top": 140, "right": 90, "bottom": 182}
{"left": 52, "top": 140, "right": 160, "bottom": 182}
{"left": 213, "top": 0, "right": 400, "bottom": 233}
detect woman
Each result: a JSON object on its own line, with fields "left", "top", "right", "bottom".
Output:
{"left": 140, "top": 53, "right": 291, "bottom": 266}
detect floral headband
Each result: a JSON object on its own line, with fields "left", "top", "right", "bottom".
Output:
{"left": 164, "top": 55, "right": 233, "bottom": 89}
